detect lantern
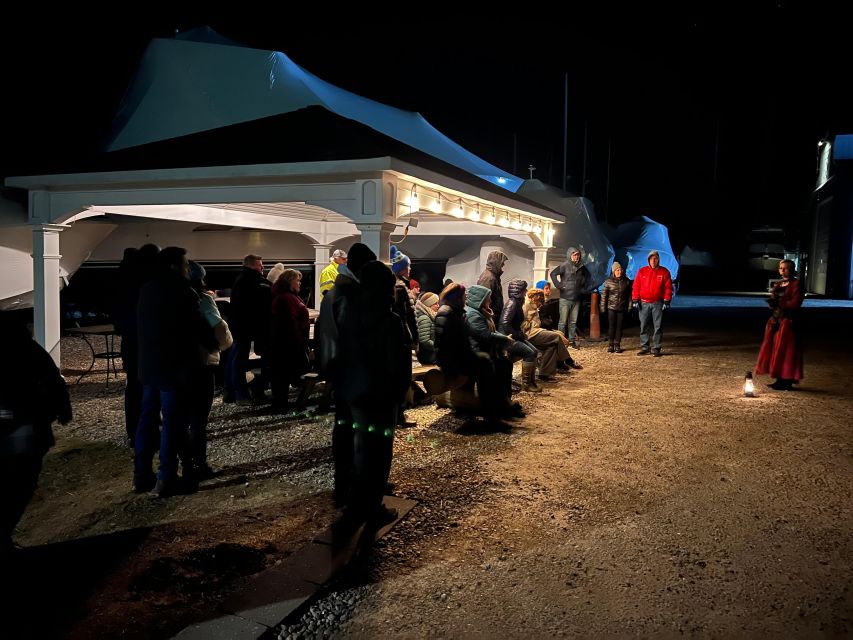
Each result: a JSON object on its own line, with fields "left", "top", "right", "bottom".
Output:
{"left": 743, "top": 371, "right": 755, "bottom": 397}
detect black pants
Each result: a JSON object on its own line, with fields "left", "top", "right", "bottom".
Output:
{"left": 349, "top": 404, "right": 397, "bottom": 516}
{"left": 607, "top": 310, "right": 626, "bottom": 344}
{"left": 187, "top": 366, "right": 215, "bottom": 470}
{"left": 0, "top": 428, "right": 44, "bottom": 543}
{"left": 332, "top": 381, "right": 353, "bottom": 502}
{"left": 123, "top": 352, "right": 142, "bottom": 445}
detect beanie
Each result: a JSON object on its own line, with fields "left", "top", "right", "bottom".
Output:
{"left": 389, "top": 245, "right": 411, "bottom": 274}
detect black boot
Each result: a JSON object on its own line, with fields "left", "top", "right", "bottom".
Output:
{"left": 607, "top": 343, "right": 615, "bottom": 353}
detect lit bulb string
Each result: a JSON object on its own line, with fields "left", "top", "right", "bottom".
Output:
{"left": 398, "top": 183, "right": 548, "bottom": 234}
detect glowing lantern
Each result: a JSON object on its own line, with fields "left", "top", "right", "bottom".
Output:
{"left": 743, "top": 371, "right": 755, "bottom": 397}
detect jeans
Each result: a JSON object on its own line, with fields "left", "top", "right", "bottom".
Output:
{"left": 506, "top": 338, "right": 538, "bottom": 363}
{"left": 135, "top": 384, "right": 189, "bottom": 481}
{"left": 224, "top": 338, "right": 251, "bottom": 401}
{"left": 638, "top": 301, "right": 664, "bottom": 351}
{"left": 558, "top": 298, "right": 581, "bottom": 341}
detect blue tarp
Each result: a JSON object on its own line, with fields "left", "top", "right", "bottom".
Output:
{"left": 107, "top": 27, "right": 523, "bottom": 192}
{"left": 604, "top": 216, "right": 679, "bottom": 285}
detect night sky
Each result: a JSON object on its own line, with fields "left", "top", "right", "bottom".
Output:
{"left": 4, "top": 5, "right": 852, "bottom": 260}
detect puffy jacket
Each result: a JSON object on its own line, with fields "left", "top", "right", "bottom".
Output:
{"left": 394, "top": 274, "right": 418, "bottom": 346}
{"left": 316, "top": 266, "right": 359, "bottom": 378}
{"left": 435, "top": 300, "right": 473, "bottom": 375}
{"left": 498, "top": 278, "right": 527, "bottom": 340}
{"left": 600, "top": 276, "right": 632, "bottom": 312}
{"left": 229, "top": 267, "right": 272, "bottom": 348}
{"left": 199, "top": 292, "right": 233, "bottom": 366}
{"left": 632, "top": 266, "right": 673, "bottom": 304}
{"left": 414, "top": 301, "right": 437, "bottom": 364}
{"left": 465, "top": 285, "right": 511, "bottom": 357}
{"left": 476, "top": 250, "right": 508, "bottom": 318}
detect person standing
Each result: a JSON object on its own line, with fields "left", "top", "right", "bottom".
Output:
{"left": 550, "top": 247, "right": 590, "bottom": 348}
{"left": 600, "top": 261, "right": 632, "bottom": 353}
{"left": 319, "top": 249, "right": 348, "bottom": 299}
{"left": 269, "top": 269, "right": 311, "bottom": 412}
{"left": 632, "top": 250, "right": 673, "bottom": 357}
{"left": 477, "top": 250, "right": 509, "bottom": 319}
{"left": 755, "top": 259, "right": 804, "bottom": 390}
{"left": 0, "top": 311, "right": 71, "bottom": 556}
{"left": 224, "top": 254, "right": 272, "bottom": 404}
{"left": 316, "top": 243, "right": 377, "bottom": 507}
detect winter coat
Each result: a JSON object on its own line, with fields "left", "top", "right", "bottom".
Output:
{"left": 498, "top": 279, "right": 528, "bottom": 340}
{"left": 316, "top": 266, "right": 360, "bottom": 379}
{"left": 199, "top": 292, "right": 233, "bottom": 366}
{"left": 476, "top": 250, "right": 508, "bottom": 318}
{"left": 539, "top": 298, "right": 559, "bottom": 331}
{"left": 337, "top": 269, "right": 411, "bottom": 409}
{"left": 0, "top": 316, "right": 70, "bottom": 455}
{"left": 229, "top": 267, "right": 272, "bottom": 349}
{"left": 414, "top": 299, "right": 437, "bottom": 364}
{"left": 550, "top": 249, "right": 590, "bottom": 301}
{"left": 137, "top": 270, "right": 217, "bottom": 388}
{"left": 600, "top": 276, "right": 632, "bottom": 312}
{"left": 435, "top": 300, "right": 475, "bottom": 376}
{"left": 465, "top": 285, "right": 512, "bottom": 359}
{"left": 270, "top": 284, "right": 311, "bottom": 379}
{"left": 632, "top": 266, "right": 673, "bottom": 304}
{"left": 522, "top": 299, "right": 544, "bottom": 339}
{"left": 394, "top": 274, "right": 418, "bottom": 346}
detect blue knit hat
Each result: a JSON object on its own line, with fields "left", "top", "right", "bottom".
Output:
{"left": 389, "top": 245, "right": 411, "bottom": 274}
{"left": 535, "top": 280, "right": 548, "bottom": 290}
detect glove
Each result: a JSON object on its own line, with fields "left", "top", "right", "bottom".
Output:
{"left": 632, "top": 301, "right": 639, "bottom": 311}
{"left": 662, "top": 301, "right": 671, "bottom": 311}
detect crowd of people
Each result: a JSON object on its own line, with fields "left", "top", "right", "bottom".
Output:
{"left": 0, "top": 239, "right": 808, "bottom": 553}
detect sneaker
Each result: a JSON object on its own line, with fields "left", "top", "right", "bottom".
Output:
{"left": 652, "top": 350, "right": 662, "bottom": 357}
{"left": 637, "top": 349, "right": 651, "bottom": 356}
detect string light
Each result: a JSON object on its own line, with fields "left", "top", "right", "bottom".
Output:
{"left": 409, "top": 186, "right": 419, "bottom": 213}
{"left": 430, "top": 193, "right": 442, "bottom": 213}
{"left": 452, "top": 198, "right": 465, "bottom": 218}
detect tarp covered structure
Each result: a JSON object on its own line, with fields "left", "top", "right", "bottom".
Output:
{"left": 515, "top": 179, "right": 614, "bottom": 287}
{"left": 604, "top": 216, "right": 679, "bottom": 284}
{"left": 107, "top": 27, "right": 523, "bottom": 192}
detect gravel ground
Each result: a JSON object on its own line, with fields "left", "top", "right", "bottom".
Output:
{"left": 12, "top": 305, "right": 853, "bottom": 638}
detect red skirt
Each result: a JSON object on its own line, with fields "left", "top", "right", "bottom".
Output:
{"left": 755, "top": 317, "right": 803, "bottom": 381}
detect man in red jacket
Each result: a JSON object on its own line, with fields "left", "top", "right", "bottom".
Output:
{"left": 631, "top": 250, "right": 673, "bottom": 357}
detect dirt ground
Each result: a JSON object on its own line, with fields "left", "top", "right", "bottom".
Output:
{"left": 3, "top": 302, "right": 852, "bottom": 638}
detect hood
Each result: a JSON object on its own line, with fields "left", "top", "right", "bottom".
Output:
{"left": 485, "top": 250, "right": 508, "bottom": 275}
{"left": 567, "top": 246, "right": 582, "bottom": 260}
{"left": 507, "top": 278, "right": 528, "bottom": 300}
{"left": 466, "top": 285, "right": 492, "bottom": 311}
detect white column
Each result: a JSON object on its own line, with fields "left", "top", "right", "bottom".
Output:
{"left": 32, "top": 224, "right": 66, "bottom": 366}
{"left": 355, "top": 222, "right": 397, "bottom": 263}
{"left": 532, "top": 246, "right": 550, "bottom": 286}
{"left": 313, "top": 244, "right": 332, "bottom": 310}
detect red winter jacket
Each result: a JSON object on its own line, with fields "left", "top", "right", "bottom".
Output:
{"left": 632, "top": 266, "right": 673, "bottom": 303}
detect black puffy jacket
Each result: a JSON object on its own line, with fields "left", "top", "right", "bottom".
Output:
{"left": 600, "top": 276, "right": 632, "bottom": 312}
{"left": 498, "top": 278, "right": 527, "bottom": 340}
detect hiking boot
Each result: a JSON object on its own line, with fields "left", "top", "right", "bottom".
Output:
{"left": 637, "top": 348, "right": 651, "bottom": 356}
{"left": 607, "top": 344, "right": 615, "bottom": 353}
{"left": 614, "top": 343, "right": 624, "bottom": 353}
{"left": 652, "top": 350, "right": 662, "bottom": 357}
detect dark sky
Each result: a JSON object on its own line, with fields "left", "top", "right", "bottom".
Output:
{"left": 4, "top": 4, "right": 852, "bottom": 256}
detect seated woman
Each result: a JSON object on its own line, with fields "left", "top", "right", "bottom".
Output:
{"left": 498, "top": 279, "right": 542, "bottom": 392}
{"left": 270, "top": 269, "right": 311, "bottom": 412}
{"left": 434, "top": 284, "right": 508, "bottom": 424}
{"left": 523, "top": 288, "right": 574, "bottom": 380}
{"left": 414, "top": 291, "right": 440, "bottom": 364}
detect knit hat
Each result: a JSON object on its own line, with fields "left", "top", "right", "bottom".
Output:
{"left": 611, "top": 261, "right": 623, "bottom": 274}
{"left": 188, "top": 260, "right": 206, "bottom": 284}
{"left": 389, "top": 245, "right": 411, "bottom": 274}
{"left": 347, "top": 243, "right": 377, "bottom": 275}
{"left": 332, "top": 249, "right": 348, "bottom": 259}
{"left": 419, "top": 291, "right": 439, "bottom": 307}
{"left": 267, "top": 262, "right": 286, "bottom": 283}
{"left": 535, "top": 279, "right": 548, "bottom": 290}
{"left": 409, "top": 279, "right": 420, "bottom": 290}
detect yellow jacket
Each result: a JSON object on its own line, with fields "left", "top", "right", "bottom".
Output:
{"left": 319, "top": 261, "right": 340, "bottom": 297}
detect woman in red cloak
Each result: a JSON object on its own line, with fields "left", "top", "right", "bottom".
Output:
{"left": 755, "top": 260, "right": 804, "bottom": 390}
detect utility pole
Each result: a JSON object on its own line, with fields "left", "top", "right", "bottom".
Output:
{"left": 562, "top": 73, "right": 568, "bottom": 192}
